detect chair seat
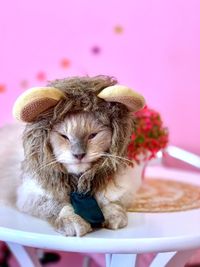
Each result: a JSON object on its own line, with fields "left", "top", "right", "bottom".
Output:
{"left": 0, "top": 167, "right": 200, "bottom": 255}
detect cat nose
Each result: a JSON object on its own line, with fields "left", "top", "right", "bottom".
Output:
{"left": 73, "top": 153, "right": 86, "bottom": 160}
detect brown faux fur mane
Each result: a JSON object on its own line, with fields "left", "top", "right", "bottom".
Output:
{"left": 22, "top": 76, "right": 135, "bottom": 197}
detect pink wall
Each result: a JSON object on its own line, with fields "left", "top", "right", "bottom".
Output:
{"left": 0, "top": 0, "right": 199, "bottom": 154}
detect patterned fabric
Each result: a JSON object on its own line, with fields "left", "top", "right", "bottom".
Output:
{"left": 128, "top": 179, "right": 200, "bottom": 212}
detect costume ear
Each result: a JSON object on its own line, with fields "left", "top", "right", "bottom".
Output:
{"left": 13, "top": 87, "right": 64, "bottom": 122}
{"left": 97, "top": 85, "right": 145, "bottom": 112}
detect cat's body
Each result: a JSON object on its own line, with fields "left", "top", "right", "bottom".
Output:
{"left": 1, "top": 76, "right": 145, "bottom": 236}
{"left": 0, "top": 122, "right": 141, "bottom": 236}
{"left": 0, "top": 124, "right": 23, "bottom": 206}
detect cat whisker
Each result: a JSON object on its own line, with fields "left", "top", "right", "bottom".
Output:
{"left": 38, "top": 155, "right": 57, "bottom": 166}
{"left": 32, "top": 160, "right": 58, "bottom": 177}
{"left": 89, "top": 151, "right": 129, "bottom": 163}
{"left": 26, "top": 146, "right": 45, "bottom": 158}
{"left": 100, "top": 153, "right": 133, "bottom": 164}
{"left": 37, "top": 159, "right": 58, "bottom": 172}
{"left": 87, "top": 152, "right": 122, "bottom": 168}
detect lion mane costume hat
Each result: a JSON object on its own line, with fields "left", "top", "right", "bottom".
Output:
{"left": 13, "top": 76, "right": 145, "bottom": 193}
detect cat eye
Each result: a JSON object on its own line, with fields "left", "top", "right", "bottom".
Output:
{"left": 88, "top": 133, "right": 98, "bottom": 139}
{"left": 60, "top": 134, "right": 69, "bottom": 140}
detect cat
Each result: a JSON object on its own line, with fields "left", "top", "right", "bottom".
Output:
{"left": 1, "top": 76, "right": 145, "bottom": 236}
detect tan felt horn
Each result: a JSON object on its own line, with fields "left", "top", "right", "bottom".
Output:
{"left": 13, "top": 87, "right": 64, "bottom": 122}
{"left": 98, "top": 85, "right": 145, "bottom": 112}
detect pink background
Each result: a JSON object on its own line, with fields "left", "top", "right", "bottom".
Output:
{"left": 0, "top": 0, "right": 199, "bottom": 154}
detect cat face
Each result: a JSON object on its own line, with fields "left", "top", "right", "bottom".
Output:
{"left": 50, "top": 112, "right": 112, "bottom": 175}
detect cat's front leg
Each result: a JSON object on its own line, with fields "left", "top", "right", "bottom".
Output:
{"left": 54, "top": 204, "right": 92, "bottom": 236}
{"left": 17, "top": 178, "right": 91, "bottom": 236}
{"left": 101, "top": 202, "right": 128, "bottom": 230}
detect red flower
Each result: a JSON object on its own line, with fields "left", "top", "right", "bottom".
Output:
{"left": 128, "top": 106, "right": 169, "bottom": 163}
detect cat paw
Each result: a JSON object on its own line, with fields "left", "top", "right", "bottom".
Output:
{"left": 55, "top": 214, "right": 92, "bottom": 236}
{"left": 102, "top": 203, "right": 128, "bottom": 230}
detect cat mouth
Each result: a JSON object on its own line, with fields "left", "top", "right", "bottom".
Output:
{"left": 67, "top": 161, "right": 91, "bottom": 165}
{"left": 64, "top": 161, "right": 92, "bottom": 175}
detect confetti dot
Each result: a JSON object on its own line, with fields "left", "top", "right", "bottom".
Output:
{"left": 0, "top": 84, "right": 6, "bottom": 93}
{"left": 36, "top": 71, "right": 46, "bottom": 81}
{"left": 91, "top": 46, "right": 101, "bottom": 54}
{"left": 20, "top": 80, "right": 29, "bottom": 89}
{"left": 60, "top": 58, "right": 71, "bottom": 69}
{"left": 114, "top": 25, "right": 124, "bottom": 34}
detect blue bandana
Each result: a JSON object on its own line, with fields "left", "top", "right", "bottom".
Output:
{"left": 70, "top": 192, "right": 105, "bottom": 228}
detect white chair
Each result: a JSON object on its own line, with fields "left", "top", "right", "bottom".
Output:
{"left": 0, "top": 166, "right": 200, "bottom": 267}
